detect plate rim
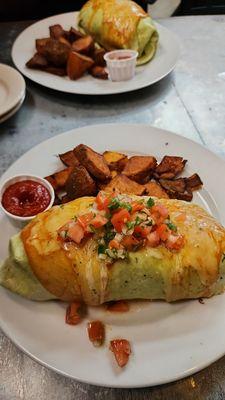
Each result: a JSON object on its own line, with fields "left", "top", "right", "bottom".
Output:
{"left": 1, "top": 291, "right": 224, "bottom": 389}
{"left": 0, "top": 63, "right": 26, "bottom": 116}
{"left": 11, "top": 12, "right": 180, "bottom": 95}
{"left": 1, "top": 123, "right": 225, "bottom": 388}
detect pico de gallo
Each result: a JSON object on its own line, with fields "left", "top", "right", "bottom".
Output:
{"left": 58, "top": 192, "right": 185, "bottom": 262}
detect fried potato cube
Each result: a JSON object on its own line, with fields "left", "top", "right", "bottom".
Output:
{"left": 67, "top": 51, "right": 94, "bottom": 80}
{"left": 185, "top": 173, "right": 203, "bottom": 191}
{"left": 122, "top": 156, "right": 157, "bottom": 183}
{"left": 49, "top": 24, "right": 64, "bottom": 40}
{"left": 89, "top": 66, "right": 108, "bottom": 80}
{"left": 65, "top": 165, "right": 96, "bottom": 200}
{"left": 37, "top": 38, "right": 70, "bottom": 66}
{"left": 26, "top": 53, "right": 48, "bottom": 69}
{"left": 59, "top": 151, "right": 80, "bottom": 167}
{"left": 45, "top": 167, "right": 73, "bottom": 191}
{"left": 159, "top": 178, "right": 193, "bottom": 202}
{"left": 35, "top": 38, "right": 49, "bottom": 54}
{"left": 144, "top": 181, "right": 169, "bottom": 199}
{"left": 104, "top": 174, "right": 145, "bottom": 196}
{"left": 74, "top": 144, "right": 111, "bottom": 181}
{"left": 69, "top": 27, "right": 84, "bottom": 43}
{"left": 103, "top": 151, "right": 128, "bottom": 172}
{"left": 71, "top": 36, "right": 95, "bottom": 55}
{"left": 159, "top": 178, "right": 186, "bottom": 193}
{"left": 154, "top": 156, "right": 187, "bottom": 179}
{"left": 93, "top": 48, "right": 106, "bottom": 67}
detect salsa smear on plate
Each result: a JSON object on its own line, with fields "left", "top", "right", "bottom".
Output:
{"left": 2, "top": 180, "right": 51, "bottom": 217}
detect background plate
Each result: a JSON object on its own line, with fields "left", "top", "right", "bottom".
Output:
{"left": 1, "top": 124, "right": 225, "bottom": 388}
{"left": 12, "top": 12, "right": 180, "bottom": 95}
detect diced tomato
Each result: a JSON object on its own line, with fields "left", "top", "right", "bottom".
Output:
{"left": 111, "top": 209, "right": 131, "bottom": 233}
{"left": 110, "top": 339, "right": 131, "bottom": 368}
{"left": 156, "top": 224, "right": 169, "bottom": 241}
{"left": 77, "top": 212, "right": 94, "bottom": 230}
{"left": 109, "top": 239, "right": 121, "bottom": 250}
{"left": 147, "top": 231, "right": 160, "bottom": 247}
{"left": 67, "top": 222, "right": 85, "bottom": 244}
{"left": 107, "top": 301, "right": 129, "bottom": 312}
{"left": 166, "top": 234, "right": 185, "bottom": 251}
{"left": 151, "top": 204, "right": 169, "bottom": 225}
{"left": 87, "top": 320, "right": 105, "bottom": 347}
{"left": 134, "top": 225, "right": 151, "bottom": 238}
{"left": 131, "top": 202, "right": 144, "bottom": 213}
{"left": 91, "top": 214, "right": 108, "bottom": 228}
{"left": 121, "top": 235, "right": 141, "bottom": 251}
{"left": 96, "top": 192, "right": 110, "bottom": 211}
{"left": 65, "top": 302, "right": 82, "bottom": 325}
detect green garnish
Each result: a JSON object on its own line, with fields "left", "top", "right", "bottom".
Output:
{"left": 126, "top": 221, "right": 135, "bottom": 230}
{"left": 108, "top": 197, "right": 120, "bottom": 211}
{"left": 59, "top": 204, "right": 64, "bottom": 209}
{"left": 104, "top": 230, "right": 116, "bottom": 243}
{"left": 98, "top": 244, "right": 107, "bottom": 255}
{"left": 121, "top": 202, "right": 132, "bottom": 212}
{"left": 167, "top": 222, "right": 177, "bottom": 232}
{"left": 147, "top": 197, "right": 155, "bottom": 208}
{"left": 126, "top": 216, "right": 142, "bottom": 230}
{"left": 108, "top": 197, "right": 132, "bottom": 212}
{"left": 135, "top": 216, "right": 142, "bottom": 226}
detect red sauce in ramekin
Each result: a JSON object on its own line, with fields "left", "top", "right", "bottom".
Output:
{"left": 2, "top": 180, "right": 51, "bottom": 217}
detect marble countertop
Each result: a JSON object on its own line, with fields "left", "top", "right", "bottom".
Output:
{"left": 1, "top": 14, "right": 225, "bottom": 400}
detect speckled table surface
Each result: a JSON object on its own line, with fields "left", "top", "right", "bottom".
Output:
{"left": 1, "top": 14, "right": 225, "bottom": 400}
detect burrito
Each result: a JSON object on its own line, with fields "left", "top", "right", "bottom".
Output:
{"left": 78, "top": 0, "right": 159, "bottom": 65}
{"left": 1, "top": 193, "right": 225, "bottom": 305}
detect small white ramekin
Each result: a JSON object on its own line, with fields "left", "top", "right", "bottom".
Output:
{"left": 0, "top": 175, "right": 55, "bottom": 228}
{"left": 104, "top": 50, "right": 138, "bottom": 82}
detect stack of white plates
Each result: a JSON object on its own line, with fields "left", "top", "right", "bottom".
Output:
{"left": 0, "top": 64, "right": 26, "bottom": 123}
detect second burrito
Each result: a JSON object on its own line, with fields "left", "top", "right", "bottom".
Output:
{"left": 78, "top": 0, "right": 159, "bottom": 65}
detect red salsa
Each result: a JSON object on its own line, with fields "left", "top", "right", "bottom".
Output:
{"left": 2, "top": 180, "right": 51, "bottom": 217}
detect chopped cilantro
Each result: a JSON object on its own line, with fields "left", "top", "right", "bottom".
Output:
{"left": 108, "top": 197, "right": 120, "bottom": 211}
{"left": 135, "top": 216, "right": 142, "bottom": 226}
{"left": 120, "top": 202, "right": 132, "bottom": 212}
{"left": 98, "top": 244, "right": 107, "bottom": 255}
{"left": 167, "top": 222, "right": 177, "bottom": 232}
{"left": 126, "top": 221, "right": 135, "bottom": 230}
{"left": 147, "top": 197, "right": 155, "bottom": 208}
{"left": 108, "top": 197, "right": 132, "bottom": 212}
{"left": 104, "top": 230, "right": 116, "bottom": 243}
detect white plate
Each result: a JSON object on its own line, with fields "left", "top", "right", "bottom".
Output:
{"left": 11, "top": 12, "right": 180, "bottom": 95}
{"left": 0, "top": 64, "right": 25, "bottom": 116}
{"left": 0, "top": 93, "right": 25, "bottom": 124}
{"left": 1, "top": 124, "right": 225, "bottom": 388}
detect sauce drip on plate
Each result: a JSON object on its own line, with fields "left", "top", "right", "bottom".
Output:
{"left": 2, "top": 180, "right": 51, "bottom": 217}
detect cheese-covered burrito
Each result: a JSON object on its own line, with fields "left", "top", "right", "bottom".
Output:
{"left": 1, "top": 193, "right": 225, "bottom": 305}
{"left": 78, "top": 0, "right": 159, "bottom": 65}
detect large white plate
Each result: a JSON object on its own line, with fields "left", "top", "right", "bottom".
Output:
{"left": 11, "top": 12, "right": 180, "bottom": 95}
{"left": 1, "top": 124, "right": 225, "bottom": 388}
{"left": 0, "top": 64, "right": 25, "bottom": 116}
